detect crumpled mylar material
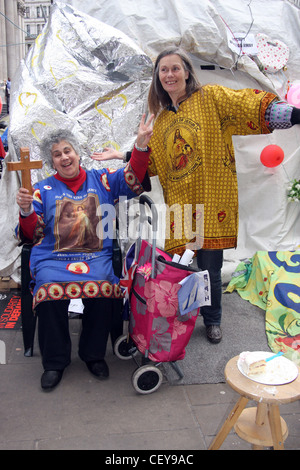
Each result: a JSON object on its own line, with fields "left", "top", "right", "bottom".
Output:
{"left": 8, "top": 2, "right": 153, "bottom": 183}
{"left": 0, "top": 2, "right": 153, "bottom": 281}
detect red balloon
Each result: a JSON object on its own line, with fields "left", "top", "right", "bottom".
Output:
{"left": 260, "top": 145, "right": 284, "bottom": 168}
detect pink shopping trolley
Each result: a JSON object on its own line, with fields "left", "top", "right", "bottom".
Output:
{"left": 114, "top": 195, "right": 210, "bottom": 394}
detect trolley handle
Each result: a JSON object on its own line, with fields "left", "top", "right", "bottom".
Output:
{"left": 139, "top": 194, "right": 158, "bottom": 232}
{"left": 138, "top": 195, "right": 157, "bottom": 279}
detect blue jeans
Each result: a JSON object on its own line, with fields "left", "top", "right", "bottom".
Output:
{"left": 196, "top": 249, "right": 223, "bottom": 326}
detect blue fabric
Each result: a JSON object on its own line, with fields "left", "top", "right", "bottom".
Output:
{"left": 1, "top": 128, "right": 8, "bottom": 147}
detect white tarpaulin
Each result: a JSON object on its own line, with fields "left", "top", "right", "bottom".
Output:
{"left": 0, "top": 0, "right": 299, "bottom": 283}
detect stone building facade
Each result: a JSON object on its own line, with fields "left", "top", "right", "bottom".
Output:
{"left": 24, "top": 0, "right": 52, "bottom": 52}
{"left": 0, "top": 0, "right": 26, "bottom": 82}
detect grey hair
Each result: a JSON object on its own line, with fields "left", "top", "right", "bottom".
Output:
{"left": 40, "top": 129, "right": 81, "bottom": 167}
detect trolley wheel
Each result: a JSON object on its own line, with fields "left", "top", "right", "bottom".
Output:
{"left": 132, "top": 364, "right": 163, "bottom": 394}
{"left": 114, "top": 334, "right": 138, "bottom": 360}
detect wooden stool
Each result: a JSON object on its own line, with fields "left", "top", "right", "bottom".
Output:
{"left": 209, "top": 355, "right": 300, "bottom": 450}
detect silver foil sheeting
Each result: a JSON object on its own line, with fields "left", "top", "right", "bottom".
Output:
{"left": 8, "top": 2, "right": 153, "bottom": 183}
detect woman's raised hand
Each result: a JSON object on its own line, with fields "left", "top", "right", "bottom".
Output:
{"left": 90, "top": 113, "right": 154, "bottom": 162}
{"left": 16, "top": 187, "right": 33, "bottom": 213}
{"left": 135, "top": 113, "right": 154, "bottom": 149}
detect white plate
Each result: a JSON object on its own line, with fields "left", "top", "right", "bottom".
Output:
{"left": 238, "top": 351, "right": 298, "bottom": 385}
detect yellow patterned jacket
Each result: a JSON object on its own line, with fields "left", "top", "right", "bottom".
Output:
{"left": 148, "top": 85, "right": 277, "bottom": 255}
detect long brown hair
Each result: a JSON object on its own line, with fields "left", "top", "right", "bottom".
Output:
{"left": 148, "top": 47, "right": 202, "bottom": 116}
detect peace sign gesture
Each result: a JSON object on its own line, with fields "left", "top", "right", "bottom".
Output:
{"left": 135, "top": 113, "right": 155, "bottom": 150}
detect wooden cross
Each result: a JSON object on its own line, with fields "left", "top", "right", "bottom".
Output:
{"left": 7, "top": 147, "right": 43, "bottom": 194}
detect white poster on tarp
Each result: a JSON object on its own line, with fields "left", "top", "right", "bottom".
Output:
{"left": 227, "top": 32, "right": 258, "bottom": 56}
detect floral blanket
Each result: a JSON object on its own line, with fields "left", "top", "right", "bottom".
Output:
{"left": 226, "top": 251, "right": 300, "bottom": 365}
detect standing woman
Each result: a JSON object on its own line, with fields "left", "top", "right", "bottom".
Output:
{"left": 16, "top": 113, "right": 154, "bottom": 391}
{"left": 92, "top": 47, "right": 300, "bottom": 345}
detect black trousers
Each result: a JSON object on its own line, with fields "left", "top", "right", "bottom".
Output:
{"left": 36, "top": 298, "right": 123, "bottom": 371}
{"left": 196, "top": 249, "right": 224, "bottom": 326}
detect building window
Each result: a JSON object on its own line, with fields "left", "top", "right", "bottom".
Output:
{"left": 26, "top": 25, "right": 31, "bottom": 37}
{"left": 37, "top": 7, "right": 41, "bottom": 18}
{"left": 25, "top": 7, "right": 30, "bottom": 18}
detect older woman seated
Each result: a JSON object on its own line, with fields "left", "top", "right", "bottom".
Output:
{"left": 16, "top": 114, "right": 154, "bottom": 391}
